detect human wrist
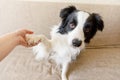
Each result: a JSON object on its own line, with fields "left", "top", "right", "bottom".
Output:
{"left": 12, "top": 31, "right": 21, "bottom": 46}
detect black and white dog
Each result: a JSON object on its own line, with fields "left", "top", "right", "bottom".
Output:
{"left": 26, "top": 6, "right": 104, "bottom": 80}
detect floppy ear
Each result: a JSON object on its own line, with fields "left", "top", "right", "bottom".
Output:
{"left": 84, "top": 13, "right": 104, "bottom": 43}
{"left": 91, "top": 13, "right": 104, "bottom": 31}
{"left": 60, "top": 6, "right": 77, "bottom": 20}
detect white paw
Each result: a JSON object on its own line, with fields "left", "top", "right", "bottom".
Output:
{"left": 26, "top": 35, "right": 41, "bottom": 46}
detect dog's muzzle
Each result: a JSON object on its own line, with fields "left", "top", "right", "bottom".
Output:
{"left": 72, "top": 39, "right": 82, "bottom": 47}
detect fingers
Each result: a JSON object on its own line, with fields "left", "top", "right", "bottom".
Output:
{"left": 20, "top": 29, "right": 34, "bottom": 41}
{"left": 20, "top": 38, "right": 40, "bottom": 47}
{"left": 21, "top": 36, "right": 41, "bottom": 47}
{"left": 16, "top": 29, "right": 41, "bottom": 47}
{"left": 16, "top": 29, "right": 34, "bottom": 37}
{"left": 24, "top": 29, "right": 34, "bottom": 34}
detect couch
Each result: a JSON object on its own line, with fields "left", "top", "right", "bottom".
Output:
{"left": 0, "top": 1, "right": 120, "bottom": 80}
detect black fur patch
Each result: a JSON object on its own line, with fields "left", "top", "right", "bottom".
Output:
{"left": 60, "top": 6, "right": 77, "bottom": 20}
{"left": 58, "top": 12, "right": 78, "bottom": 34}
{"left": 83, "top": 13, "right": 104, "bottom": 43}
{"left": 58, "top": 6, "right": 78, "bottom": 34}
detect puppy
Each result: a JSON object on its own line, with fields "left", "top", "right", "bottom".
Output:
{"left": 26, "top": 6, "right": 104, "bottom": 80}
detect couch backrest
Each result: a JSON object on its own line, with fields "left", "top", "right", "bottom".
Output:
{"left": 27, "top": 2, "right": 120, "bottom": 47}
{"left": 0, "top": 1, "right": 120, "bottom": 47}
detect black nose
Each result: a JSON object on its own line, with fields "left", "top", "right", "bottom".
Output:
{"left": 72, "top": 39, "right": 82, "bottom": 47}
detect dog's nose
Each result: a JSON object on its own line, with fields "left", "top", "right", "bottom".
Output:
{"left": 72, "top": 39, "right": 82, "bottom": 47}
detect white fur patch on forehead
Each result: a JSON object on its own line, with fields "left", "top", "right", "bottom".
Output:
{"left": 76, "top": 11, "right": 90, "bottom": 28}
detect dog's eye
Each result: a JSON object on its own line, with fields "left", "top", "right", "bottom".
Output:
{"left": 84, "top": 23, "right": 91, "bottom": 33}
{"left": 84, "top": 28, "right": 90, "bottom": 33}
{"left": 70, "top": 23, "right": 75, "bottom": 29}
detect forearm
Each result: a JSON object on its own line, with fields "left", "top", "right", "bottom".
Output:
{"left": 0, "top": 29, "right": 35, "bottom": 61}
{"left": 0, "top": 32, "right": 19, "bottom": 61}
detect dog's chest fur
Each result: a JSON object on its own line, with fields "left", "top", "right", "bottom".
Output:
{"left": 50, "top": 26, "right": 81, "bottom": 64}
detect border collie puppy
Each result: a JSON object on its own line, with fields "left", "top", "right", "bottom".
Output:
{"left": 26, "top": 6, "right": 104, "bottom": 80}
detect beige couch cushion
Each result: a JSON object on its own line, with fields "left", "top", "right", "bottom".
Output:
{"left": 0, "top": 1, "right": 120, "bottom": 80}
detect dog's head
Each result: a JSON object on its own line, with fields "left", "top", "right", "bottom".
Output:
{"left": 58, "top": 6, "right": 104, "bottom": 48}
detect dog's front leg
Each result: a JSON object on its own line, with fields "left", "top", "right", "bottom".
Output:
{"left": 26, "top": 34, "right": 51, "bottom": 60}
{"left": 62, "top": 62, "right": 69, "bottom": 80}
{"left": 26, "top": 34, "right": 50, "bottom": 46}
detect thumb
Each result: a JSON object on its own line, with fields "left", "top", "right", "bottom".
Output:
{"left": 24, "top": 29, "right": 34, "bottom": 34}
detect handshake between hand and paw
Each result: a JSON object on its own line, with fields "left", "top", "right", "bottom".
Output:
{"left": 26, "top": 34, "right": 42, "bottom": 47}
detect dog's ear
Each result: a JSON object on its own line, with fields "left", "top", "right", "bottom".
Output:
{"left": 60, "top": 6, "right": 77, "bottom": 20}
{"left": 91, "top": 13, "right": 104, "bottom": 31}
{"left": 84, "top": 13, "right": 104, "bottom": 43}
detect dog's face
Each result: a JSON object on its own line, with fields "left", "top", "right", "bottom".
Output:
{"left": 58, "top": 6, "right": 104, "bottom": 48}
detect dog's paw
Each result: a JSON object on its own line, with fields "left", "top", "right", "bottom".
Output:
{"left": 26, "top": 34, "right": 41, "bottom": 46}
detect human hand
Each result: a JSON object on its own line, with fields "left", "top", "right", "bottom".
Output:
{"left": 15, "top": 29, "right": 39, "bottom": 47}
